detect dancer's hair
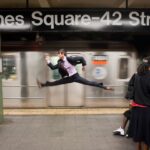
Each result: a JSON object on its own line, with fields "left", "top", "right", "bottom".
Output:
{"left": 58, "top": 49, "right": 67, "bottom": 56}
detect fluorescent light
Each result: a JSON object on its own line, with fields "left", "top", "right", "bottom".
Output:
{"left": 0, "top": 24, "right": 31, "bottom": 30}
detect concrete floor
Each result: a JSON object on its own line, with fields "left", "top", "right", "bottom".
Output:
{"left": 0, "top": 115, "right": 134, "bottom": 150}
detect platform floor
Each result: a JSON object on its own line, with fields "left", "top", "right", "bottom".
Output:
{"left": 0, "top": 114, "right": 134, "bottom": 150}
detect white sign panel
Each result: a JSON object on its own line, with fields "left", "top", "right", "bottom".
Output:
{"left": 92, "top": 67, "right": 107, "bottom": 80}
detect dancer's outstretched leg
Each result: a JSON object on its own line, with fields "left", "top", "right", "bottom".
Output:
{"left": 37, "top": 77, "right": 74, "bottom": 88}
{"left": 74, "top": 74, "right": 113, "bottom": 90}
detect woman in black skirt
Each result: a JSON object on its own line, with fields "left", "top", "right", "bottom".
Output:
{"left": 128, "top": 63, "right": 150, "bottom": 150}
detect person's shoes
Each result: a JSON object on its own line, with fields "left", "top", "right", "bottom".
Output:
{"left": 125, "top": 134, "right": 129, "bottom": 138}
{"left": 36, "top": 79, "right": 42, "bottom": 88}
{"left": 113, "top": 127, "right": 125, "bottom": 136}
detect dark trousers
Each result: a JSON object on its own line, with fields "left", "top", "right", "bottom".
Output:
{"left": 42, "top": 73, "right": 104, "bottom": 88}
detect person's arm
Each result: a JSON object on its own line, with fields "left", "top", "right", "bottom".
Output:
{"left": 70, "top": 56, "right": 86, "bottom": 66}
{"left": 125, "top": 73, "right": 136, "bottom": 100}
{"left": 47, "top": 63, "right": 59, "bottom": 70}
{"left": 69, "top": 56, "right": 86, "bottom": 71}
{"left": 45, "top": 54, "right": 59, "bottom": 70}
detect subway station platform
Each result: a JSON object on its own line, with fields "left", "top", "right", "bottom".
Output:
{"left": 0, "top": 108, "right": 134, "bottom": 150}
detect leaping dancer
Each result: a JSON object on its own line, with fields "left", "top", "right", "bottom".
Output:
{"left": 37, "top": 49, "right": 113, "bottom": 91}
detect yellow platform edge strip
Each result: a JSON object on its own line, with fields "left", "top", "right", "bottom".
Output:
{"left": 4, "top": 108, "right": 128, "bottom": 115}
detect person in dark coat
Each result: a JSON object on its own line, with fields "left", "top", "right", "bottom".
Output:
{"left": 37, "top": 49, "right": 113, "bottom": 90}
{"left": 128, "top": 62, "right": 150, "bottom": 150}
{"left": 113, "top": 56, "right": 150, "bottom": 138}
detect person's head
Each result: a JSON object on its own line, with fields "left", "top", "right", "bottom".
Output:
{"left": 137, "top": 63, "right": 150, "bottom": 76}
{"left": 58, "top": 49, "right": 67, "bottom": 59}
{"left": 143, "top": 56, "right": 150, "bottom": 65}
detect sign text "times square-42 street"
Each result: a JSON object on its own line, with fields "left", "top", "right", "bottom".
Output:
{"left": 0, "top": 9, "right": 150, "bottom": 32}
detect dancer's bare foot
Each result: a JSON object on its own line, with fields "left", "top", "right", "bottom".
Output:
{"left": 36, "top": 79, "right": 42, "bottom": 88}
{"left": 103, "top": 86, "right": 114, "bottom": 91}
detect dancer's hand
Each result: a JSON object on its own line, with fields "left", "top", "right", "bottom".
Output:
{"left": 44, "top": 54, "right": 51, "bottom": 63}
{"left": 36, "top": 79, "right": 42, "bottom": 88}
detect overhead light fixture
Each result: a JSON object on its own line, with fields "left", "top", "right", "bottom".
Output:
{"left": 0, "top": 24, "right": 30, "bottom": 30}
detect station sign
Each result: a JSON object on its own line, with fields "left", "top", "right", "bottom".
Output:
{"left": 0, "top": 8, "right": 150, "bottom": 32}
{"left": 92, "top": 55, "right": 108, "bottom": 65}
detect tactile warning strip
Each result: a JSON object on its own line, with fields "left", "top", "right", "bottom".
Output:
{"left": 4, "top": 108, "right": 128, "bottom": 115}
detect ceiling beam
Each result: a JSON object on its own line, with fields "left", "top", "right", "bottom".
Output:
{"left": 38, "top": 0, "right": 50, "bottom": 7}
{"left": 119, "top": 0, "right": 135, "bottom": 8}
